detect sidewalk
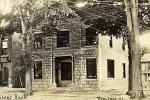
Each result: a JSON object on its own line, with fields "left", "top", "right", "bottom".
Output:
{"left": 0, "top": 87, "right": 25, "bottom": 100}
{"left": 0, "top": 87, "right": 149, "bottom": 100}
{"left": 27, "top": 88, "right": 131, "bottom": 100}
{"left": 0, "top": 87, "right": 25, "bottom": 93}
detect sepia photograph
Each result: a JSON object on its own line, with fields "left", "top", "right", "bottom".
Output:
{"left": 0, "top": 0, "right": 150, "bottom": 100}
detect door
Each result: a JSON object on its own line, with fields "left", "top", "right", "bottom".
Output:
{"left": 61, "top": 62, "right": 72, "bottom": 80}
{"left": 0, "top": 71, "right": 3, "bottom": 86}
{"left": 3, "top": 67, "right": 9, "bottom": 86}
{"left": 57, "top": 62, "right": 72, "bottom": 87}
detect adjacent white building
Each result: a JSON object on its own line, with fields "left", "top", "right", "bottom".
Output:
{"left": 141, "top": 54, "right": 150, "bottom": 87}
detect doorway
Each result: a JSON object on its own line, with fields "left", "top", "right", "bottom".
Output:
{"left": 3, "top": 67, "right": 9, "bottom": 86}
{"left": 55, "top": 56, "right": 72, "bottom": 87}
{"left": 0, "top": 71, "right": 3, "bottom": 86}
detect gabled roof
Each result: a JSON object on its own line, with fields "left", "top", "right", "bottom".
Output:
{"left": 141, "top": 54, "right": 150, "bottom": 62}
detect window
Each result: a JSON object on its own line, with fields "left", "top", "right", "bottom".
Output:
{"left": 0, "top": 63, "right": 3, "bottom": 69}
{"left": 57, "top": 31, "right": 69, "bottom": 47}
{"left": 109, "top": 35, "right": 113, "bottom": 48}
{"left": 123, "top": 63, "right": 126, "bottom": 78}
{"left": 2, "top": 39, "right": 8, "bottom": 55}
{"left": 86, "top": 58, "right": 97, "bottom": 79}
{"left": 34, "top": 61, "right": 42, "bottom": 79}
{"left": 107, "top": 59, "right": 114, "bottom": 78}
{"left": 86, "top": 28, "right": 97, "bottom": 45}
{"left": 61, "top": 62, "right": 72, "bottom": 80}
{"left": 34, "top": 34, "right": 42, "bottom": 49}
{"left": 2, "top": 48, "right": 8, "bottom": 55}
{"left": 122, "top": 37, "right": 125, "bottom": 50}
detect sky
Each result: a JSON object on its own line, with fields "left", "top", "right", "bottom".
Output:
{"left": 140, "top": 31, "right": 150, "bottom": 49}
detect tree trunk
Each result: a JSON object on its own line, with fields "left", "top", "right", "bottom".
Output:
{"left": 25, "top": 67, "right": 32, "bottom": 95}
{"left": 0, "top": 33, "right": 1, "bottom": 72}
{"left": 17, "top": 2, "right": 32, "bottom": 96}
{"left": 124, "top": 0, "right": 145, "bottom": 99}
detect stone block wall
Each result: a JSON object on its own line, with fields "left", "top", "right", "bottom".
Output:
{"left": 31, "top": 52, "right": 53, "bottom": 91}
{"left": 72, "top": 48, "right": 100, "bottom": 90}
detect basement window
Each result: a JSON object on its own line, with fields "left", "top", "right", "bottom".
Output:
{"left": 86, "top": 28, "right": 97, "bottom": 45}
{"left": 123, "top": 63, "right": 126, "bottom": 78}
{"left": 57, "top": 31, "right": 70, "bottom": 47}
{"left": 34, "top": 61, "right": 42, "bottom": 79}
{"left": 107, "top": 59, "right": 114, "bottom": 78}
{"left": 34, "top": 34, "right": 42, "bottom": 49}
{"left": 86, "top": 58, "right": 97, "bottom": 79}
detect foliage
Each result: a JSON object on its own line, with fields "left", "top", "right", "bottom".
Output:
{"left": 68, "top": 0, "right": 150, "bottom": 53}
{"left": 7, "top": 0, "right": 77, "bottom": 72}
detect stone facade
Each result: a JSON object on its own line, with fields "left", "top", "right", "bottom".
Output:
{"left": 31, "top": 20, "right": 129, "bottom": 91}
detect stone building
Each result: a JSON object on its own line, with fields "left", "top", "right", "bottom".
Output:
{"left": 31, "top": 20, "right": 129, "bottom": 91}
{"left": 0, "top": 28, "right": 25, "bottom": 88}
{"left": 0, "top": 28, "right": 13, "bottom": 87}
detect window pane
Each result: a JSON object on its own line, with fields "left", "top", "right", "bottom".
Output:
{"left": 86, "top": 59, "right": 97, "bottom": 79}
{"left": 34, "top": 61, "right": 42, "bottom": 79}
{"left": 123, "top": 63, "right": 126, "bottom": 78}
{"left": 2, "top": 48, "right": 8, "bottom": 55}
{"left": 122, "top": 37, "right": 125, "bottom": 50}
{"left": 107, "top": 59, "right": 114, "bottom": 78}
{"left": 2, "top": 38, "right": 8, "bottom": 55}
{"left": 109, "top": 35, "right": 113, "bottom": 48}
{"left": 86, "top": 28, "right": 97, "bottom": 45}
{"left": 57, "top": 31, "right": 69, "bottom": 47}
{"left": 2, "top": 41, "right": 8, "bottom": 48}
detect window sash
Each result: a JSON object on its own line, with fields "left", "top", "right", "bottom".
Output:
{"left": 34, "top": 61, "right": 42, "bottom": 79}
{"left": 109, "top": 35, "right": 113, "bottom": 48}
{"left": 107, "top": 59, "right": 114, "bottom": 78}
{"left": 57, "top": 31, "right": 69, "bottom": 47}
{"left": 86, "top": 59, "right": 97, "bottom": 79}
{"left": 34, "top": 34, "right": 42, "bottom": 49}
{"left": 86, "top": 36, "right": 97, "bottom": 45}
{"left": 85, "top": 28, "right": 97, "bottom": 46}
{"left": 123, "top": 63, "right": 126, "bottom": 78}
{"left": 2, "top": 48, "right": 8, "bottom": 55}
{"left": 122, "top": 37, "right": 125, "bottom": 50}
